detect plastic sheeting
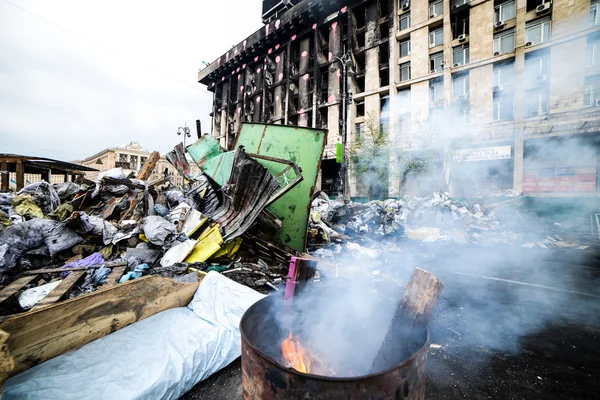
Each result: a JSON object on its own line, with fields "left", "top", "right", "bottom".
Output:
{"left": 91, "top": 168, "right": 126, "bottom": 198}
{"left": 4, "top": 272, "right": 265, "bottom": 400}
{"left": 53, "top": 182, "right": 81, "bottom": 201}
{"left": 142, "top": 216, "right": 178, "bottom": 247}
{"left": 19, "top": 181, "right": 60, "bottom": 214}
{"left": 0, "top": 219, "right": 56, "bottom": 272}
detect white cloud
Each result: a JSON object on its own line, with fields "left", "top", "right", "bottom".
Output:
{"left": 0, "top": 0, "right": 263, "bottom": 161}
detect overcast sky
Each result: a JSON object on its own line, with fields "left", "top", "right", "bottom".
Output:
{"left": 0, "top": 0, "right": 263, "bottom": 161}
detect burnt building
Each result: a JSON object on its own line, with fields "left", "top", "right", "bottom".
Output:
{"left": 199, "top": 0, "right": 600, "bottom": 199}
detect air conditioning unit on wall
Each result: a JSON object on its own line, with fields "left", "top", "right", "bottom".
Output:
{"left": 536, "top": 3, "right": 551, "bottom": 13}
{"left": 402, "top": 2, "right": 410, "bottom": 11}
{"left": 495, "top": 21, "right": 505, "bottom": 29}
{"left": 458, "top": 34, "right": 468, "bottom": 42}
{"left": 595, "top": 98, "right": 600, "bottom": 106}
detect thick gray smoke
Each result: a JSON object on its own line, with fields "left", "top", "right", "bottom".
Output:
{"left": 261, "top": 53, "right": 600, "bottom": 378}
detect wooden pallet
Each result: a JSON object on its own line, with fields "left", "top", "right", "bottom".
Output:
{"left": 0, "top": 264, "right": 128, "bottom": 315}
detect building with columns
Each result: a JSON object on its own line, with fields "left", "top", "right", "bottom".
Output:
{"left": 198, "top": 0, "right": 600, "bottom": 199}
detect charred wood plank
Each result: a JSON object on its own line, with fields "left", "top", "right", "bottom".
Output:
{"left": 370, "top": 268, "right": 443, "bottom": 373}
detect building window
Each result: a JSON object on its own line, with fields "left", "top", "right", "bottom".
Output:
{"left": 524, "top": 51, "right": 550, "bottom": 83}
{"left": 453, "top": 45, "right": 470, "bottom": 66}
{"left": 129, "top": 155, "right": 138, "bottom": 169}
{"left": 453, "top": 11, "right": 470, "bottom": 39}
{"left": 399, "top": 14, "right": 410, "bottom": 31}
{"left": 356, "top": 100, "right": 365, "bottom": 117}
{"left": 429, "top": 0, "right": 443, "bottom": 17}
{"left": 493, "top": 95, "right": 514, "bottom": 121}
{"left": 494, "top": 63, "right": 515, "bottom": 88}
{"left": 526, "top": 17, "right": 551, "bottom": 45}
{"left": 380, "top": 95, "right": 390, "bottom": 113}
{"left": 592, "top": 0, "right": 600, "bottom": 26}
{"left": 398, "top": 89, "right": 411, "bottom": 113}
{"left": 399, "top": 38, "right": 411, "bottom": 58}
{"left": 453, "top": 74, "right": 469, "bottom": 98}
{"left": 355, "top": 123, "right": 365, "bottom": 139}
{"left": 584, "top": 74, "right": 600, "bottom": 107}
{"left": 525, "top": 88, "right": 549, "bottom": 117}
{"left": 397, "top": 114, "right": 411, "bottom": 135}
{"left": 494, "top": 29, "right": 515, "bottom": 54}
{"left": 400, "top": 62, "right": 411, "bottom": 81}
{"left": 430, "top": 52, "right": 444, "bottom": 73}
{"left": 495, "top": 1, "right": 516, "bottom": 23}
{"left": 430, "top": 27, "right": 443, "bottom": 47}
{"left": 380, "top": 117, "right": 390, "bottom": 135}
{"left": 587, "top": 37, "right": 600, "bottom": 66}
{"left": 430, "top": 80, "right": 444, "bottom": 104}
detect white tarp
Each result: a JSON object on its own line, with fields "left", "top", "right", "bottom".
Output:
{"left": 4, "top": 272, "right": 265, "bottom": 400}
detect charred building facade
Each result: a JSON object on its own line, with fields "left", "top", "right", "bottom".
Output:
{"left": 198, "top": 0, "right": 600, "bottom": 199}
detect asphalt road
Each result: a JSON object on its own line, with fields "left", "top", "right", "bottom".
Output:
{"left": 182, "top": 245, "right": 600, "bottom": 399}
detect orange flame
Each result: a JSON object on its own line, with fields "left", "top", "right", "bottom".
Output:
{"left": 281, "top": 332, "right": 308, "bottom": 373}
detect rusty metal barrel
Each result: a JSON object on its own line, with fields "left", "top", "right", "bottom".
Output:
{"left": 240, "top": 294, "right": 430, "bottom": 400}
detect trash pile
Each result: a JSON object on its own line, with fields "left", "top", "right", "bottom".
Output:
{"left": 0, "top": 145, "right": 303, "bottom": 314}
{"left": 308, "top": 191, "right": 589, "bottom": 251}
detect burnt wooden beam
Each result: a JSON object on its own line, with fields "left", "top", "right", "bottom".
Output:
{"left": 370, "top": 268, "right": 443, "bottom": 373}
{"left": 15, "top": 161, "right": 24, "bottom": 191}
{"left": 0, "top": 161, "right": 8, "bottom": 192}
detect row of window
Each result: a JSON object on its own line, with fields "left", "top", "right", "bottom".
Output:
{"left": 400, "top": 30, "right": 600, "bottom": 83}
{"left": 399, "top": 1, "right": 600, "bottom": 49}
{"left": 394, "top": 66, "right": 599, "bottom": 125}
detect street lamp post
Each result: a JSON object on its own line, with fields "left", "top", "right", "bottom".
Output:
{"left": 330, "top": 52, "right": 354, "bottom": 202}
{"left": 177, "top": 123, "right": 192, "bottom": 148}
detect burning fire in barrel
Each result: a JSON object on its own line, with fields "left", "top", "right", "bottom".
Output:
{"left": 240, "top": 268, "right": 442, "bottom": 399}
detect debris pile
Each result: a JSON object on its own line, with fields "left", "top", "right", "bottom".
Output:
{"left": 0, "top": 142, "right": 308, "bottom": 315}
{"left": 308, "top": 191, "right": 589, "bottom": 250}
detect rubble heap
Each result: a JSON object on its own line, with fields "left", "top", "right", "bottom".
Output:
{"left": 0, "top": 150, "right": 293, "bottom": 315}
{"left": 309, "top": 191, "right": 589, "bottom": 250}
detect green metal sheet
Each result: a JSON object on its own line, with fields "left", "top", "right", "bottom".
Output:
{"left": 197, "top": 124, "right": 325, "bottom": 252}
{"left": 187, "top": 135, "right": 223, "bottom": 167}
{"left": 234, "top": 124, "right": 325, "bottom": 252}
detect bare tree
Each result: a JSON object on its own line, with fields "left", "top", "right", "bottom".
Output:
{"left": 348, "top": 111, "right": 389, "bottom": 200}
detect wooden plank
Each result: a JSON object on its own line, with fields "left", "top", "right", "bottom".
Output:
{"left": 370, "top": 268, "right": 443, "bottom": 373}
{"left": 31, "top": 271, "right": 86, "bottom": 311}
{"left": 136, "top": 151, "right": 160, "bottom": 181}
{"left": 15, "top": 161, "right": 24, "bottom": 191}
{"left": 24, "top": 262, "right": 127, "bottom": 276}
{"left": 0, "top": 161, "right": 8, "bottom": 192}
{"left": 0, "top": 276, "right": 201, "bottom": 377}
{"left": 103, "top": 266, "right": 127, "bottom": 287}
{"left": 0, "top": 329, "right": 14, "bottom": 392}
{"left": 0, "top": 276, "right": 39, "bottom": 306}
